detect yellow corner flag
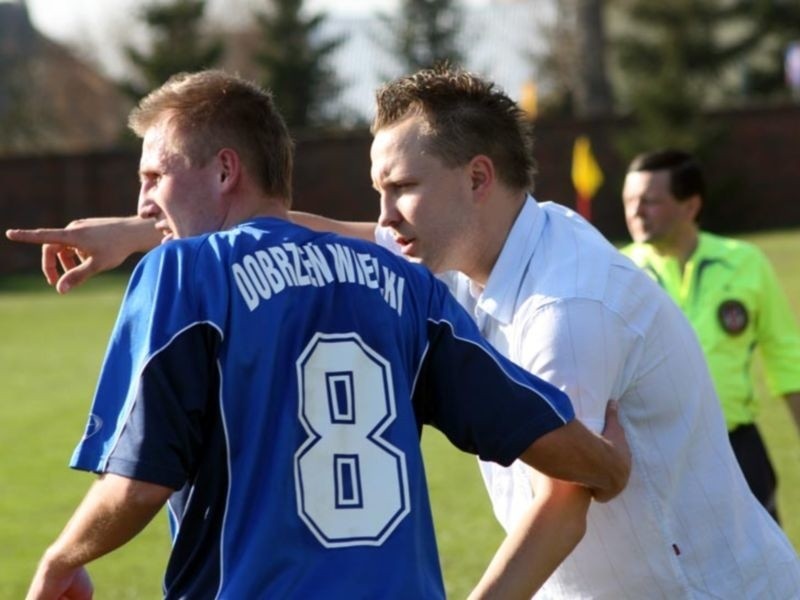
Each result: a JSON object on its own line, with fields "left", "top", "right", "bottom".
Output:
{"left": 571, "top": 136, "right": 603, "bottom": 221}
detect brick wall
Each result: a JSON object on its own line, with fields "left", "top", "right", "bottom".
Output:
{"left": 3, "top": 105, "right": 799, "bottom": 275}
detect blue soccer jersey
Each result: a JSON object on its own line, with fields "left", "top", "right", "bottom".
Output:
{"left": 71, "top": 218, "right": 573, "bottom": 599}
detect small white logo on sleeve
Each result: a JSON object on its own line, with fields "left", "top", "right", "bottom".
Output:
{"left": 82, "top": 414, "right": 103, "bottom": 440}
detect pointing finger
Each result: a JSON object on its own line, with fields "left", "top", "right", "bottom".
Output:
{"left": 6, "top": 228, "right": 76, "bottom": 245}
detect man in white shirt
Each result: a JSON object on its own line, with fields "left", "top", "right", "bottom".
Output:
{"left": 7, "top": 66, "right": 800, "bottom": 598}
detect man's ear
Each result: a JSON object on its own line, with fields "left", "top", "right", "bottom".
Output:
{"left": 468, "top": 155, "right": 495, "bottom": 198}
{"left": 685, "top": 194, "right": 702, "bottom": 223}
{"left": 217, "top": 148, "right": 241, "bottom": 192}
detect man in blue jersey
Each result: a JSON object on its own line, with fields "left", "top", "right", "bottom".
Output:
{"left": 23, "top": 70, "right": 631, "bottom": 600}
{"left": 13, "top": 66, "right": 800, "bottom": 599}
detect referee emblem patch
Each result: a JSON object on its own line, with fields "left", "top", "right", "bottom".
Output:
{"left": 717, "top": 299, "right": 748, "bottom": 335}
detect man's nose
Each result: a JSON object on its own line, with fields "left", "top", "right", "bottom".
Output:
{"left": 377, "top": 193, "right": 400, "bottom": 229}
{"left": 137, "top": 191, "right": 160, "bottom": 220}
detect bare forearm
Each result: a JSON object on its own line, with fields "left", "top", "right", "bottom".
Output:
{"left": 40, "top": 474, "right": 171, "bottom": 570}
{"left": 520, "top": 419, "right": 630, "bottom": 502}
{"left": 290, "top": 211, "right": 376, "bottom": 241}
{"left": 115, "top": 216, "right": 162, "bottom": 254}
{"left": 470, "top": 480, "right": 589, "bottom": 599}
{"left": 28, "top": 475, "right": 170, "bottom": 599}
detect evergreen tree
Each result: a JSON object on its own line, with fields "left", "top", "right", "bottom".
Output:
{"left": 532, "top": 2, "right": 578, "bottom": 117}
{"left": 122, "top": 0, "right": 224, "bottom": 100}
{"left": 253, "top": 0, "right": 343, "bottom": 129}
{"left": 574, "top": 0, "right": 614, "bottom": 117}
{"left": 0, "top": 58, "right": 42, "bottom": 154}
{"left": 534, "top": 0, "right": 613, "bottom": 118}
{"left": 0, "top": 2, "right": 44, "bottom": 153}
{"left": 614, "top": 0, "right": 765, "bottom": 156}
{"left": 738, "top": 1, "right": 800, "bottom": 99}
{"left": 379, "top": 0, "right": 464, "bottom": 73}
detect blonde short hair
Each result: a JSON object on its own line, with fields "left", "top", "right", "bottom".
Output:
{"left": 129, "top": 70, "right": 294, "bottom": 205}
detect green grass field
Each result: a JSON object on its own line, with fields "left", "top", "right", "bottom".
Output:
{"left": 1, "top": 228, "right": 798, "bottom": 598}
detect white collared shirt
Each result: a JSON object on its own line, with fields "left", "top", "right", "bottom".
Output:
{"left": 378, "top": 197, "right": 800, "bottom": 599}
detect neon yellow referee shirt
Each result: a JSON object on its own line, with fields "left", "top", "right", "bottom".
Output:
{"left": 623, "top": 232, "right": 800, "bottom": 430}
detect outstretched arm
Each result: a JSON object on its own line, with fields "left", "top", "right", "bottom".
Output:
{"left": 26, "top": 473, "right": 172, "bottom": 600}
{"left": 290, "top": 211, "right": 377, "bottom": 242}
{"left": 6, "top": 216, "right": 160, "bottom": 293}
{"left": 6, "top": 212, "right": 376, "bottom": 294}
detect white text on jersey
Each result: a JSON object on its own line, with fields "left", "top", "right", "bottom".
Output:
{"left": 232, "top": 242, "right": 406, "bottom": 316}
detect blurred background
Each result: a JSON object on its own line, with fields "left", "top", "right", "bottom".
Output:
{"left": 1, "top": 2, "right": 799, "bottom": 596}
{"left": 2, "top": 0, "right": 800, "bottom": 274}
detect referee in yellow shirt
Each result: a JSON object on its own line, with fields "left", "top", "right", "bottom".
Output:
{"left": 620, "top": 149, "right": 800, "bottom": 522}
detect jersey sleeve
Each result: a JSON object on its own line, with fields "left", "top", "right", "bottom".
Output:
{"left": 414, "top": 282, "right": 574, "bottom": 466}
{"left": 754, "top": 250, "right": 800, "bottom": 396}
{"left": 70, "top": 242, "right": 222, "bottom": 489}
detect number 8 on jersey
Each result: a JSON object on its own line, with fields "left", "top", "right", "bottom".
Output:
{"left": 294, "top": 333, "right": 411, "bottom": 548}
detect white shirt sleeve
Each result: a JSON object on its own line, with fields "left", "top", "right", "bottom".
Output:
{"left": 515, "top": 298, "right": 631, "bottom": 434}
{"left": 374, "top": 225, "right": 400, "bottom": 254}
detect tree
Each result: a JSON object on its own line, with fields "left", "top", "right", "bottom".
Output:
{"left": 531, "top": 0, "right": 613, "bottom": 118}
{"left": 122, "top": 0, "right": 224, "bottom": 100}
{"left": 531, "top": 1, "right": 578, "bottom": 117}
{"left": 0, "top": 1, "right": 44, "bottom": 153}
{"left": 0, "top": 48, "right": 39, "bottom": 154}
{"left": 378, "top": 0, "right": 464, "bottom": 73}
{"left": 613, "top": 0, "right": 767, "bottom": 156}
{"left": 574, "top": 0, "right": 614, "bottom": 117}
{"left": 253, "top": 0, "right": 343, "bottom": 129}
{"left": 738, "top": 1, "right": 800, "bottom": 100}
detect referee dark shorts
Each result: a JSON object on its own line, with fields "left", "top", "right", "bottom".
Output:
{"left": 728, "top": 423, "right": 780, "bottom": 523}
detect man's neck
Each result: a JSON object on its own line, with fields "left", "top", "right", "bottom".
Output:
{"left": 652, "top": 227, "right": 699, "bottom": 273}
{"left": 463, "top": 191, "right": 528, "bottom": 287}
{"left": 222, "top": 195, "right": 290, "bottom": 230}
